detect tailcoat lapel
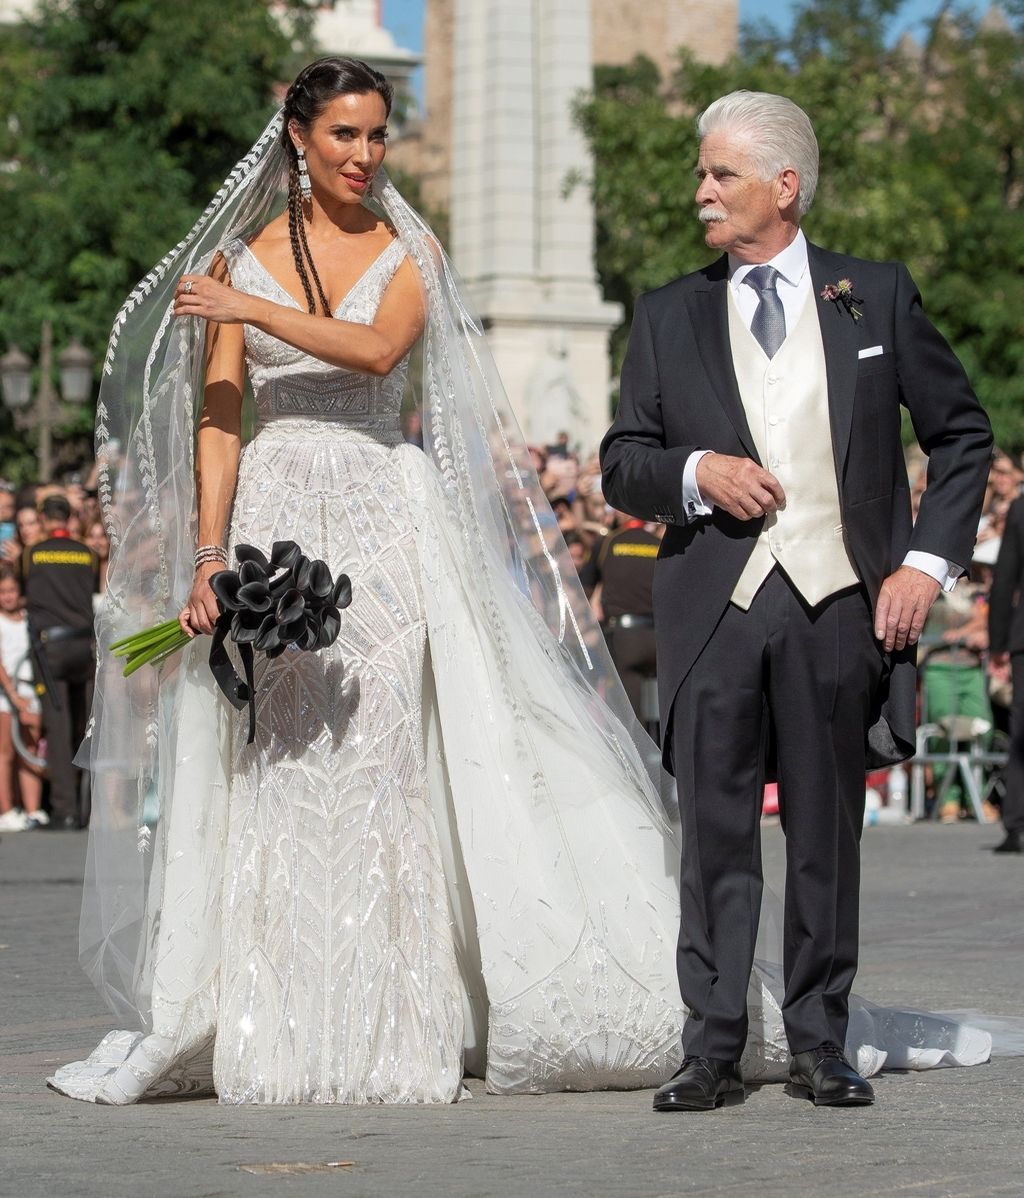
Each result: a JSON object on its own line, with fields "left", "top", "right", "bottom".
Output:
{"left": 808, "top": 242, "right": 858, "bottom": 476}
{"left": 686, "top": 258, "right": 761, "bottom": 464}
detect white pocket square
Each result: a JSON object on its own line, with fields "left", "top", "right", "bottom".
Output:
{"left": 858, "top": 345, "right": 884, "bottom": 359}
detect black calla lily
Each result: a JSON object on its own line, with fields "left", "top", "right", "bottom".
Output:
{"left": 238, "top": 559, "right": 267, "bottom": 586}
{"left": 231, "top": 611, "right": 262, "bottom": 644}
{"left": 234, "top": 545, "right": 270, "bottom": 571}
{"left": 318, "top": 607, "right": 341, "bottom": 648}
{"left": 332, "top": 574, "right": 353, "bottom": 609}
{"left": 236, "top": 581, "right": 272, "bottom": 611}
{"left": 279, "top": 615, "right": 308, "bottom": 644}
{"left": 268, "top": 567, "right": 293, "bottom": 600}
{"left": 271, "top": 540, "right": 302, "bottom": 573}
{"left": 308, "top": 560, "right": 333, "bottom": 599}
{"left": 276, "top": 588, "right": 305, "bottom": 624}
{"left": 210, "top": 571, "right": 244, "bottom": 611}
{"left": 294, "top": 555, "right": 312, "bottom": 592}
{"left": 253, "top": 615, "right": 280, "bottom": 651}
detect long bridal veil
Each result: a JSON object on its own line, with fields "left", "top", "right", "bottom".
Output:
{"left": 71, "top": 105, "right": 992, "bottom": 1098}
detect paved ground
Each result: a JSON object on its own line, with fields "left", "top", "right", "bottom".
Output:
{"left": 1, "top": 822, "right": 1021, "bottom": 1198}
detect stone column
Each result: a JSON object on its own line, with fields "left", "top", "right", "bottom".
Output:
{"left": 450, "top": 0, "right": 621, "bottom": 452}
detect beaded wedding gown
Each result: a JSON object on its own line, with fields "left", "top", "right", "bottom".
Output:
{"left": 49, "top": 236, "right": 992, "bottom": 1106}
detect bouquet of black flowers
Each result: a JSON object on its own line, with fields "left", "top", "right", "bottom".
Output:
{"left": 211, "top": 541, "right": 352, "bottom": 655}
{"left": 111, "top": 540, "right": 352, "bottom": 743}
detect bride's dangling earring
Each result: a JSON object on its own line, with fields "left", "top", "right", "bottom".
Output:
{"left": 296, "top": 145, "right": 312, "bottom": 203}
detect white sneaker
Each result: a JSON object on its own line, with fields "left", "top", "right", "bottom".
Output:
{"left": 24, "top": 809, "right": 49, "bottom": 829}
{"left": 0, "top": 809, "right": 29, "bottom": 831}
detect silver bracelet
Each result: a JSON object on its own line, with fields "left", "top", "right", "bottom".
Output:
{"left": 194, "top": 544, "right": 228, "bottom": 569}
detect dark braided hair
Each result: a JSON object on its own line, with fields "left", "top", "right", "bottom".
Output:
{"left": 282, "top": 57, "right": 394, "bottom": 317}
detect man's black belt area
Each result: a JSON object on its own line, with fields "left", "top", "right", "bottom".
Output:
{"left": 30, "top": 625, "right": 95, "bottom": 712}
{"left": 39, "top": 625, "right": 94, "bottom": 645}
{"left": 605, "top": 614, "right": 655, "bottom": 631}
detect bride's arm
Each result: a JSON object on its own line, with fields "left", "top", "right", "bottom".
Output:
{"left": 180, "top": 256, "right": 246, "bottom": 638}
{"left": 173, "top": 258, "right": 425, "bottom": 377}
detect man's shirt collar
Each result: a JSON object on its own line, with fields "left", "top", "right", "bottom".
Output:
{"left": 729, "top": 229, "right": 808, "bottom": 290}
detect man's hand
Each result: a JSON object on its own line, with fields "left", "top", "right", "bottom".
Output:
{"left": 989, "top": 650, "right": 1011, "bottom": 681}
{"left": 695, "top": 453, "right": 785, "bottom": 521}
{"left": 873, "top": 565, "right": 941, "bottom": 652}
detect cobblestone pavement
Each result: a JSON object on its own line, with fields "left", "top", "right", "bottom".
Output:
{"left": 2, "top": 822, "right": 1021, "bottom": 1198}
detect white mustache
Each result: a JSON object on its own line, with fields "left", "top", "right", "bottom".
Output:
{"left": 699, "top": 208, "right": 728, "bottom": 224}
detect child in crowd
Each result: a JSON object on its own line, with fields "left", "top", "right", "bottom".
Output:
{"left": 0, "top": 563, "right": 46, "bottom": 831}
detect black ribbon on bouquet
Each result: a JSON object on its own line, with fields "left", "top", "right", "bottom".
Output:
{"left": 207, "top": 541, "right": 353, "bottom": 744}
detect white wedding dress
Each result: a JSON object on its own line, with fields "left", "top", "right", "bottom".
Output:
{"left": 49, "top": 238, "right": 992, "bottom": 1106}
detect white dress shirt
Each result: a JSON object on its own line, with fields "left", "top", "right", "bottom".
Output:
{"left": 680, "top": 230, "right": 958, "bottom": 591}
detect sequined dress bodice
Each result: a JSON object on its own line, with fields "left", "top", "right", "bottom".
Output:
{"left": 222, "top": 237, "right": 409, "bottom": 439}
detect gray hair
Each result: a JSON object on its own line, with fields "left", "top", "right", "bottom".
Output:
{"left": 697, "top": 90, "right": 819, "bottom": 216}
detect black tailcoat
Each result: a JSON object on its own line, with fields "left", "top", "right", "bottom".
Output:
{"left": 600, "top": 243, "right": 992, "bottom": 773}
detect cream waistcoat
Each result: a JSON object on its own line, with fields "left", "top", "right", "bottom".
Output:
{"left": 727, "top": 284, "right": 859, "bottom": 610}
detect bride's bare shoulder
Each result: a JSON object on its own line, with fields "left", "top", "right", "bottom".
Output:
{"left": 247, "top": 214, "right": 291, "bottom": 252}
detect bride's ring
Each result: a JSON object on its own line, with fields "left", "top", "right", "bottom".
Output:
{"left": 183, "top": 280, "right": 193, "bottom": 294}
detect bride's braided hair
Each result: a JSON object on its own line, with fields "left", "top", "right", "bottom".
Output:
{"left": 281, "top": 57, "right": 394, "bottom": 317}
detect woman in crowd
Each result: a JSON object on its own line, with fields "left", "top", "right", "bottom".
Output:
{"left": 84, "top": 519, "right": 110, "bottom": 596}
{"left": 977, "top": 450, "right": 1023, "bottom": 552}
{"left": 2, "top": 504, "right": 42, "bottom": 568}
{"left": 0, "top": 564, "right": 45, "bottom": 831}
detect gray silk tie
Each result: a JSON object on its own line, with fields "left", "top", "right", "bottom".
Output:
{"left": 743, "top": 265, "right": 786, "bottom": 359}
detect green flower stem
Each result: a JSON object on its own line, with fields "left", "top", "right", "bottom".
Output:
{"left": 114, "top": 634, "right": 179, "bottom": 664}
{"left": 111, "top": 619, "right": 192, "bottom": 677}
{"left": 147, "top": 635, "right": 193, "bottom": 667}
{"left": 110, "top": 618, "right": 183, "bottom": 655}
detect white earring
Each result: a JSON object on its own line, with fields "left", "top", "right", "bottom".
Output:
{"left": 296, "top": 146, "right": 312, "bottom": 201}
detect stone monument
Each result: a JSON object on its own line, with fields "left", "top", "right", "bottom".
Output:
{"left": 448, "top": 0, "right": 622, "bottom": 451}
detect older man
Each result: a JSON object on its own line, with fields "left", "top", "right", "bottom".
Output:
{"left": 601, "top": 91, "right": 991, "bottom": 1110}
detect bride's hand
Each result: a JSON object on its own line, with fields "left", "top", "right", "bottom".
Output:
{"left": 179, "top": 562, "right": 224, "bottom": 637}
{"left": 173, "top": 275, "right": 253, "bottom": 324}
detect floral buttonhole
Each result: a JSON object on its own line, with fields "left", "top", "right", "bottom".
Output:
{"left": 820, "top": 277, "right": 863, "bottom": 322}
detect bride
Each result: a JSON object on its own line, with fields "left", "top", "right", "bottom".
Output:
{"left": 50, "top": 57, "right": 990, "bottom": 1105}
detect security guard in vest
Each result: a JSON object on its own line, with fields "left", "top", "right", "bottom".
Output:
{"left": 591, "top": 512, "right": 661, "bottom": 727}
{"left": 23, "top": 495, "right": 97, "bottom": 829}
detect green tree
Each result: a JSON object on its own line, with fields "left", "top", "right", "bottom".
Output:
{"left": 0, "top": 0, "right": 312, "bottom": 482}
{"left": 575, "top": 1, "right": 1024, "bottom": 449}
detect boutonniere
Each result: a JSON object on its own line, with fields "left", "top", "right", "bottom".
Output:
{"left": 820, "top": 277, "right": 863, "bottom": 321}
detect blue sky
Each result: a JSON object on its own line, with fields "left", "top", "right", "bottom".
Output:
{"left": 380, "top": 1, "right": 991, "bottom": 56}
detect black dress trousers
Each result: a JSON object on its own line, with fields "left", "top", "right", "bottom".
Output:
{"left": 1003, "top": 655, "right": 1024, "bottom": 835}
{"left": 39, "top": 638, "right": 94, "bottom": 823}
{"left": 671, "top": 568, "right": 884, "bottom": 1060}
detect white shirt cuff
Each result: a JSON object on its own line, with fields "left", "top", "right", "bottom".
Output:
{"left": 682, "top": 449, "right": 714, "bottom": 521}
{"left": 903, "top": 550, "right": 961, "bottom": 592}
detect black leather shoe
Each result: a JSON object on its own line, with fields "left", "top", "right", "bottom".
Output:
{"left": 788, "top": 1045, "right": 874, "bottom": 1106}
{"left": 652, "top": 1057, "right": 744, "bottom": 1112}
{"left": 993, "top": 831, "right": 1021, "bottom": 854}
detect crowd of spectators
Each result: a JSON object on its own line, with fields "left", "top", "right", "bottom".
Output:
{"left": 525, "top": 432, "right": 663, "bottom": 730}
{"left": 908, "top": 448, "right": 1023, "bottom": 823}
{"left": 2, "top": 427, "right": 1018, "bottom": 834}
{"left": 0, "top": 471, "right": 107, "bottom": 833}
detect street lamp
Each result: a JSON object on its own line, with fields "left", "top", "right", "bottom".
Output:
{"left": 0, "top": 345, "right": 32, "bottom": 410}
{"left": 0, "top": 322, "right": 93, "bottom": 481}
